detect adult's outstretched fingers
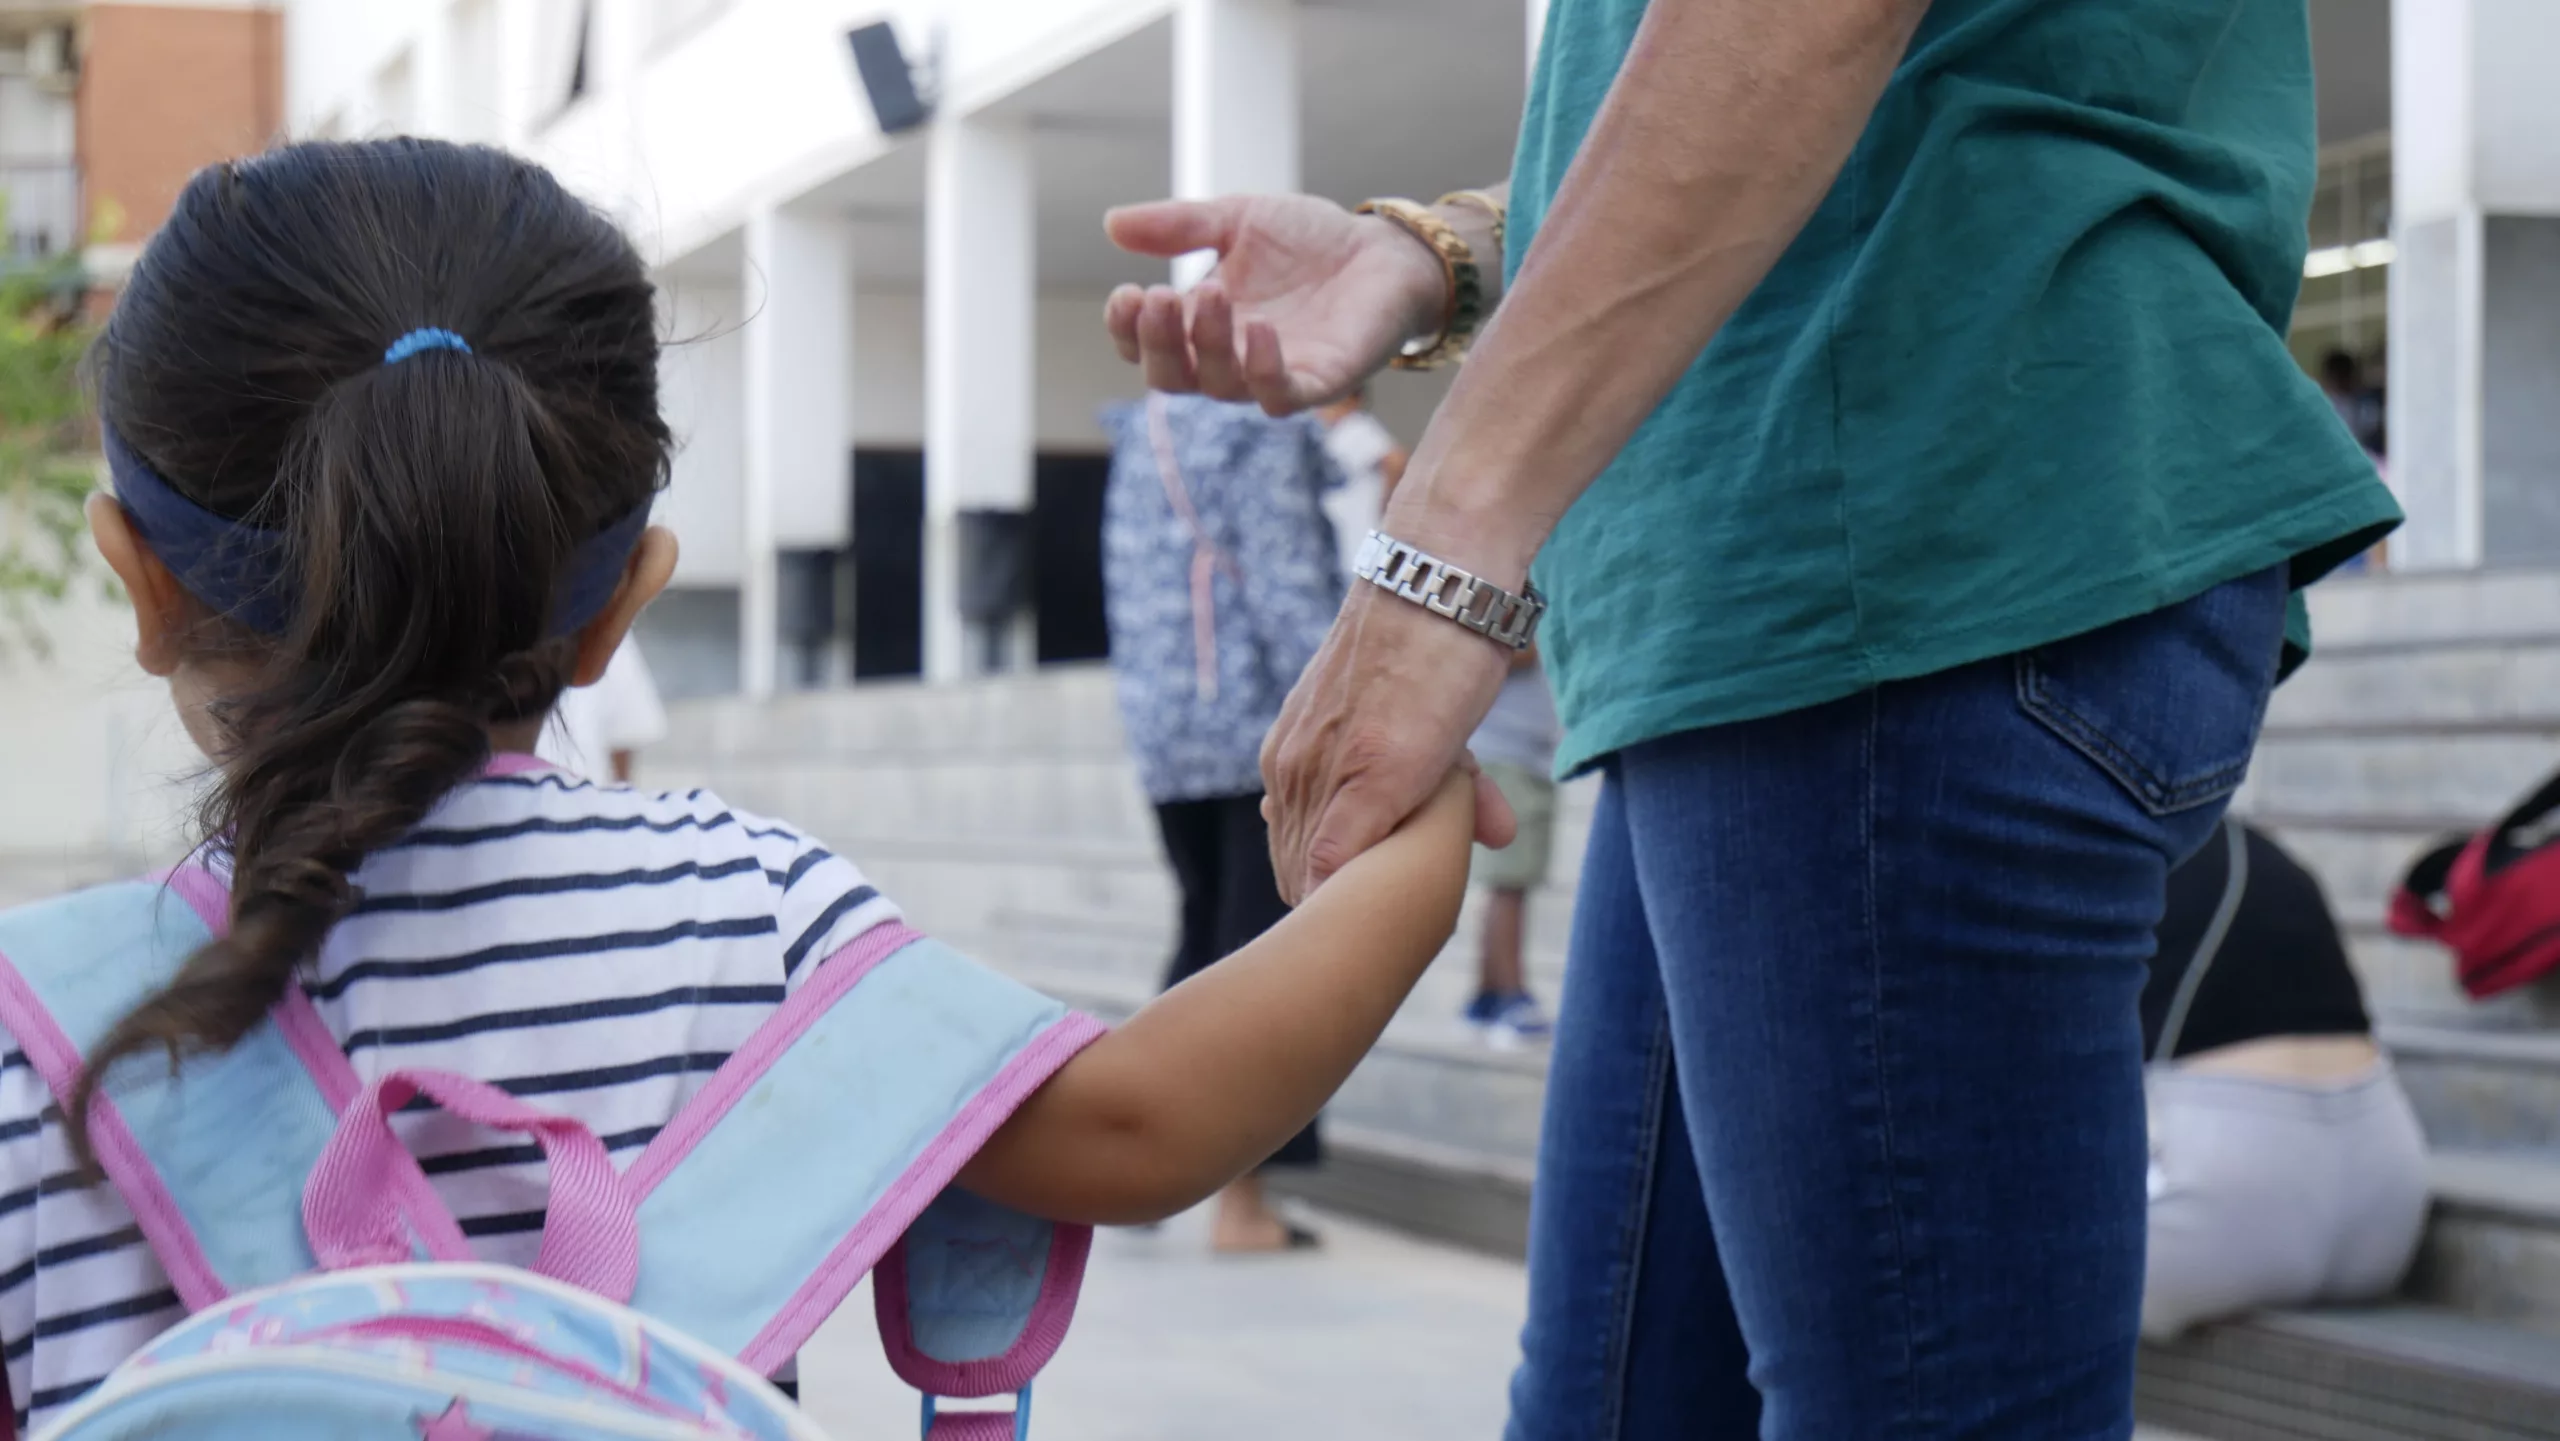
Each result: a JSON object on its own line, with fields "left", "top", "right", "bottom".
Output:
{"left": 1242, "top": 318, "right": 1304, "bottom": 416}
{"left": 1136, "top": 285, "right": 1198, "bottom": 393}
{"left": 1188, "top": 283, "right": 1251, "bottom": 402}
{"left": 1104, "top": 286, "right": 1146, "bottom": 365}
{"left": 1105, "top": 198, "right": 1241, "bottom": 260}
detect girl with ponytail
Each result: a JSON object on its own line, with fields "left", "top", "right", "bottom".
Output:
{"left": 0, "top": 138, "right": 1472, "bottom": 1432}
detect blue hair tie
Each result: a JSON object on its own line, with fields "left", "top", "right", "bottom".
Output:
{"left": 383, "top": 327, "right": 471, "bottom": 364}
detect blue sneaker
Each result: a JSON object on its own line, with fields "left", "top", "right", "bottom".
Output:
{"left": 1461, "top": 991, "right": 1505, "bottom": 1027}
{"left": 1474, "top": 992, "right": 1554, "bottom": 1049}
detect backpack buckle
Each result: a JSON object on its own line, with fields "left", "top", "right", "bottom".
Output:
{"left": 920, "top": 1386, "right": 1033, "bottom": 1439}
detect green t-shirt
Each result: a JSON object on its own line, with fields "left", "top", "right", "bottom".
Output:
{"left": 1512, "top": 0, "right": 2401, "bottom": 777}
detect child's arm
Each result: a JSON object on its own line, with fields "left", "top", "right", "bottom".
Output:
{"left": 957, "top": 769, "right": 1476, "bottom": 1225}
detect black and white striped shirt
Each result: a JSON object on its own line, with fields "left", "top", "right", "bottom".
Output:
{"left": 0, "top": 768, "right": 900, "bottom": 1429}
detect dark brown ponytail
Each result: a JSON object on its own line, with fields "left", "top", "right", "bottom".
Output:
{"left": 70, "top": 140, "right": 669, "bottom": 1160}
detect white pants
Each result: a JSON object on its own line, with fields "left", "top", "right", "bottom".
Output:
{"left": 2143, "top": 1060, "right": 2432, "bottom": 1339}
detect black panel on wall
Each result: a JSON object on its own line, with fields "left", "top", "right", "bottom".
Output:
{"left": 851, "top": 448, "right": 924, "bottom": 679}
{"left": 1034, "top": 452, "right": 1111, "bottom": 665}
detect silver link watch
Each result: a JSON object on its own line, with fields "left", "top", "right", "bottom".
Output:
{"left": 1350, "top": 529, "right": 1546, "bottom": 652}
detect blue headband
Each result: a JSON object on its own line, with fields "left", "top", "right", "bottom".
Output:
{"left": 105, "top": 424, "right": 650, "bottom": 639}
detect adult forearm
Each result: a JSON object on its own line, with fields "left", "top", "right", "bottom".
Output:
{"left": 1395, "top": 0, "right": 1930, "bottom": 577}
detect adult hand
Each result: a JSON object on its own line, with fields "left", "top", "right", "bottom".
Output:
{"left": 1104, "top": 195, "right": 1444, "bottom": 415}
{"left": 1261, "top": 580, "right": 1519, "bottom": 905}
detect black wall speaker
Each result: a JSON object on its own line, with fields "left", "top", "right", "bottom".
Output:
{"left": 848, "top": 22, "right": 929, "bottom": 134}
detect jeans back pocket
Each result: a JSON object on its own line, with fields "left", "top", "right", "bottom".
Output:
{"left": 2016, "top": 566, "right": 2290, "bottom": 819}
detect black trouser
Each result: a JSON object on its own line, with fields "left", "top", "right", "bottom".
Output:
{"left": 1153, "top": 792, "right": 1321, "bottom": 1168}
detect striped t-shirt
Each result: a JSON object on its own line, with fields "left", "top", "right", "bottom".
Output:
{"left": 0, "top": 764, "right": 902, "bottom": 1430}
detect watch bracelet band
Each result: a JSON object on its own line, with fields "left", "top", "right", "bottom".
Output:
{"left": 1353, "top": 198, "right": 1484, "bottom": 370}
{"left": 1351, "top": 529, "right": 1545, "bottom": 651}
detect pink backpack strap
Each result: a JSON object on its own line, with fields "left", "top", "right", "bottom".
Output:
{"left": 305, "top": 1069, "right": 639, "bottom": 1300}
{"left": 0, "top": 874, "right": 366, "bottom": 1313}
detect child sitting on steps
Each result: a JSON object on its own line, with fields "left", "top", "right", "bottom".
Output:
{"left": 0, "top": 138, "right": 1472, "bottom": 1434}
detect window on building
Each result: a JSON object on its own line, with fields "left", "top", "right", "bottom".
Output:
{"left": 0, "top": 35, "right": 80, "bottom": 262}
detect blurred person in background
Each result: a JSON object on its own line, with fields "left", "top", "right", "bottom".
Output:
{"left": 2142, "top": 819, "right": 2430, "bottom": 1337}
{"left": 2319, "top": 349, "right": 2386, "bottom": 462}
{"left": 1462, "top": 637, "right": 1561, "bottom": 1047}
{"left": 1103, "top": 0, "right": 2402, "bottom": 1431}
{"left": 1100, "top": 392, "right": 1344, "bottom": 1252}
{"left": 1315, "top": 383, "right": 1406, "bottom": 581}
{"left": 538, "top": 636, "right": 667, "bottom": 783}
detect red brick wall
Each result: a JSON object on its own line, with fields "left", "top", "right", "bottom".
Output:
{"left": 76, "top": 4, "right": 281, "bottom": 247}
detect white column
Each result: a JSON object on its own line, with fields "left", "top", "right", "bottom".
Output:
{"left": 923, "top": 114, "right": 1037, "bottom": 680}
{"left": 409, "top": 5, "right": 456, "bottom": 136}
{"left": 740, "top": 209, "right": 783, "bottom": 698}
{"left": 490, "top": 0, "right": 546, "bottom": 148}
{"left": 741, "top": 207, "right": 855, "bottom": 695}
{"left": 1171, "top": 0, "right": 1299, "bottom": 288}
{"left": 2391, "top": 0, "right": 2560, "bottom": 568}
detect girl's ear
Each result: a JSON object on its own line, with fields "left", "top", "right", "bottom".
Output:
{"left": 569, "top": 525, "right": 678, "bottom": 688}
{"left": 86, "top": 493, "right": 192, "bottom": 677}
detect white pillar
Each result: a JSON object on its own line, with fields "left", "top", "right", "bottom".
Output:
{"left": 923, "top": 114, "right": 1036, "bottom": 680}
{"left": 741, "top": 207, "right": 855, "bottom": 695}
{"left": 409, "top": 5, "right": 455, "bottom": 136}
{"left": 740, "top": 209, "right": 783, "bottom": 698}
{"left": 1171, "top": 0, "right": 1299, "bottom": 288}
{"left": 489, "top": 0, "right": 546, "bottom": 148}
{"left": 2391, "top": 0, "right": 2560, "bottom": 568}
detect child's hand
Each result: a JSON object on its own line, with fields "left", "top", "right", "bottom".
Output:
{"left": 961, "top": 760, "right": 1479, "bottom": 1226}
{"left": 1322, "top": 762, "right": 1476, "bottom": 939}
{"left": 1317, "top": 761, "right": 1477, "bottom": 875}
{"left": 1405, "top": 762, "right": 1482, "bottom": 847}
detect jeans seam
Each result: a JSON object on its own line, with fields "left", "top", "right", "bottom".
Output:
{"left": 1861, "top": 687, "right": 1927, "bottom": 1435}
{"left": 1597, "top": 1005, "right": 1675, "bottom": 1441}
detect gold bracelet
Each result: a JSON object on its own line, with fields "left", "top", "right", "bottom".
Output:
{"left": 1355, "top": 197, "right": 1485, "bottom": 371}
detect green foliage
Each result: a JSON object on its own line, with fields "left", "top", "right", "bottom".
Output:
{"left": 0, "top": 241, "right": 99, "bottom": 657}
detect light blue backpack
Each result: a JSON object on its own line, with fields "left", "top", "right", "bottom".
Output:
{"left": 0, "top": 864, "right": 1107, "bottom": 1440}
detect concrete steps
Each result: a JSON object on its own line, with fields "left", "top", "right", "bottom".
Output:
{"left": 2390, "top": 1027, "right": 2560, "bottom": 1150}
{"left": 2412, "top": 1151, "right": 2560, "bottom": 1332}
{"left": 2137, "top": 1306, "right": 2560, "bottom": 1440}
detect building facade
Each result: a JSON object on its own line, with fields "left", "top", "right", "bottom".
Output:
{"left": 0, "top": 2, "right": 282, "bottom": 273}
{"left": 283, "top": 0, "right": 1523, "bottom": 697}
{"left": 277, "top": 0, "right": 2560, "bottom": 703}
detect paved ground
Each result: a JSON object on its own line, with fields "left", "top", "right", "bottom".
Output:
{"left": 801, "top": 1206, "right": 1523, "bottom": 1440}
{"left": 798, "top": 1203, "right": 2204, "bottom": 1440}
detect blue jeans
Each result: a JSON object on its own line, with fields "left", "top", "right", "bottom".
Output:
{"left": 1506, "top": 568, "right": 2290, "bottom": 1440}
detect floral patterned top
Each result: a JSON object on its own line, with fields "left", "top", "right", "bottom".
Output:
{"left": 1100, "top": 395, "right": 1344, "bottom": 804}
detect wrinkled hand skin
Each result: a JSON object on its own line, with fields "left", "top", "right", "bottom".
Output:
{"left": 1260, "top": 583, "right": 1517, "bottom": 906}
